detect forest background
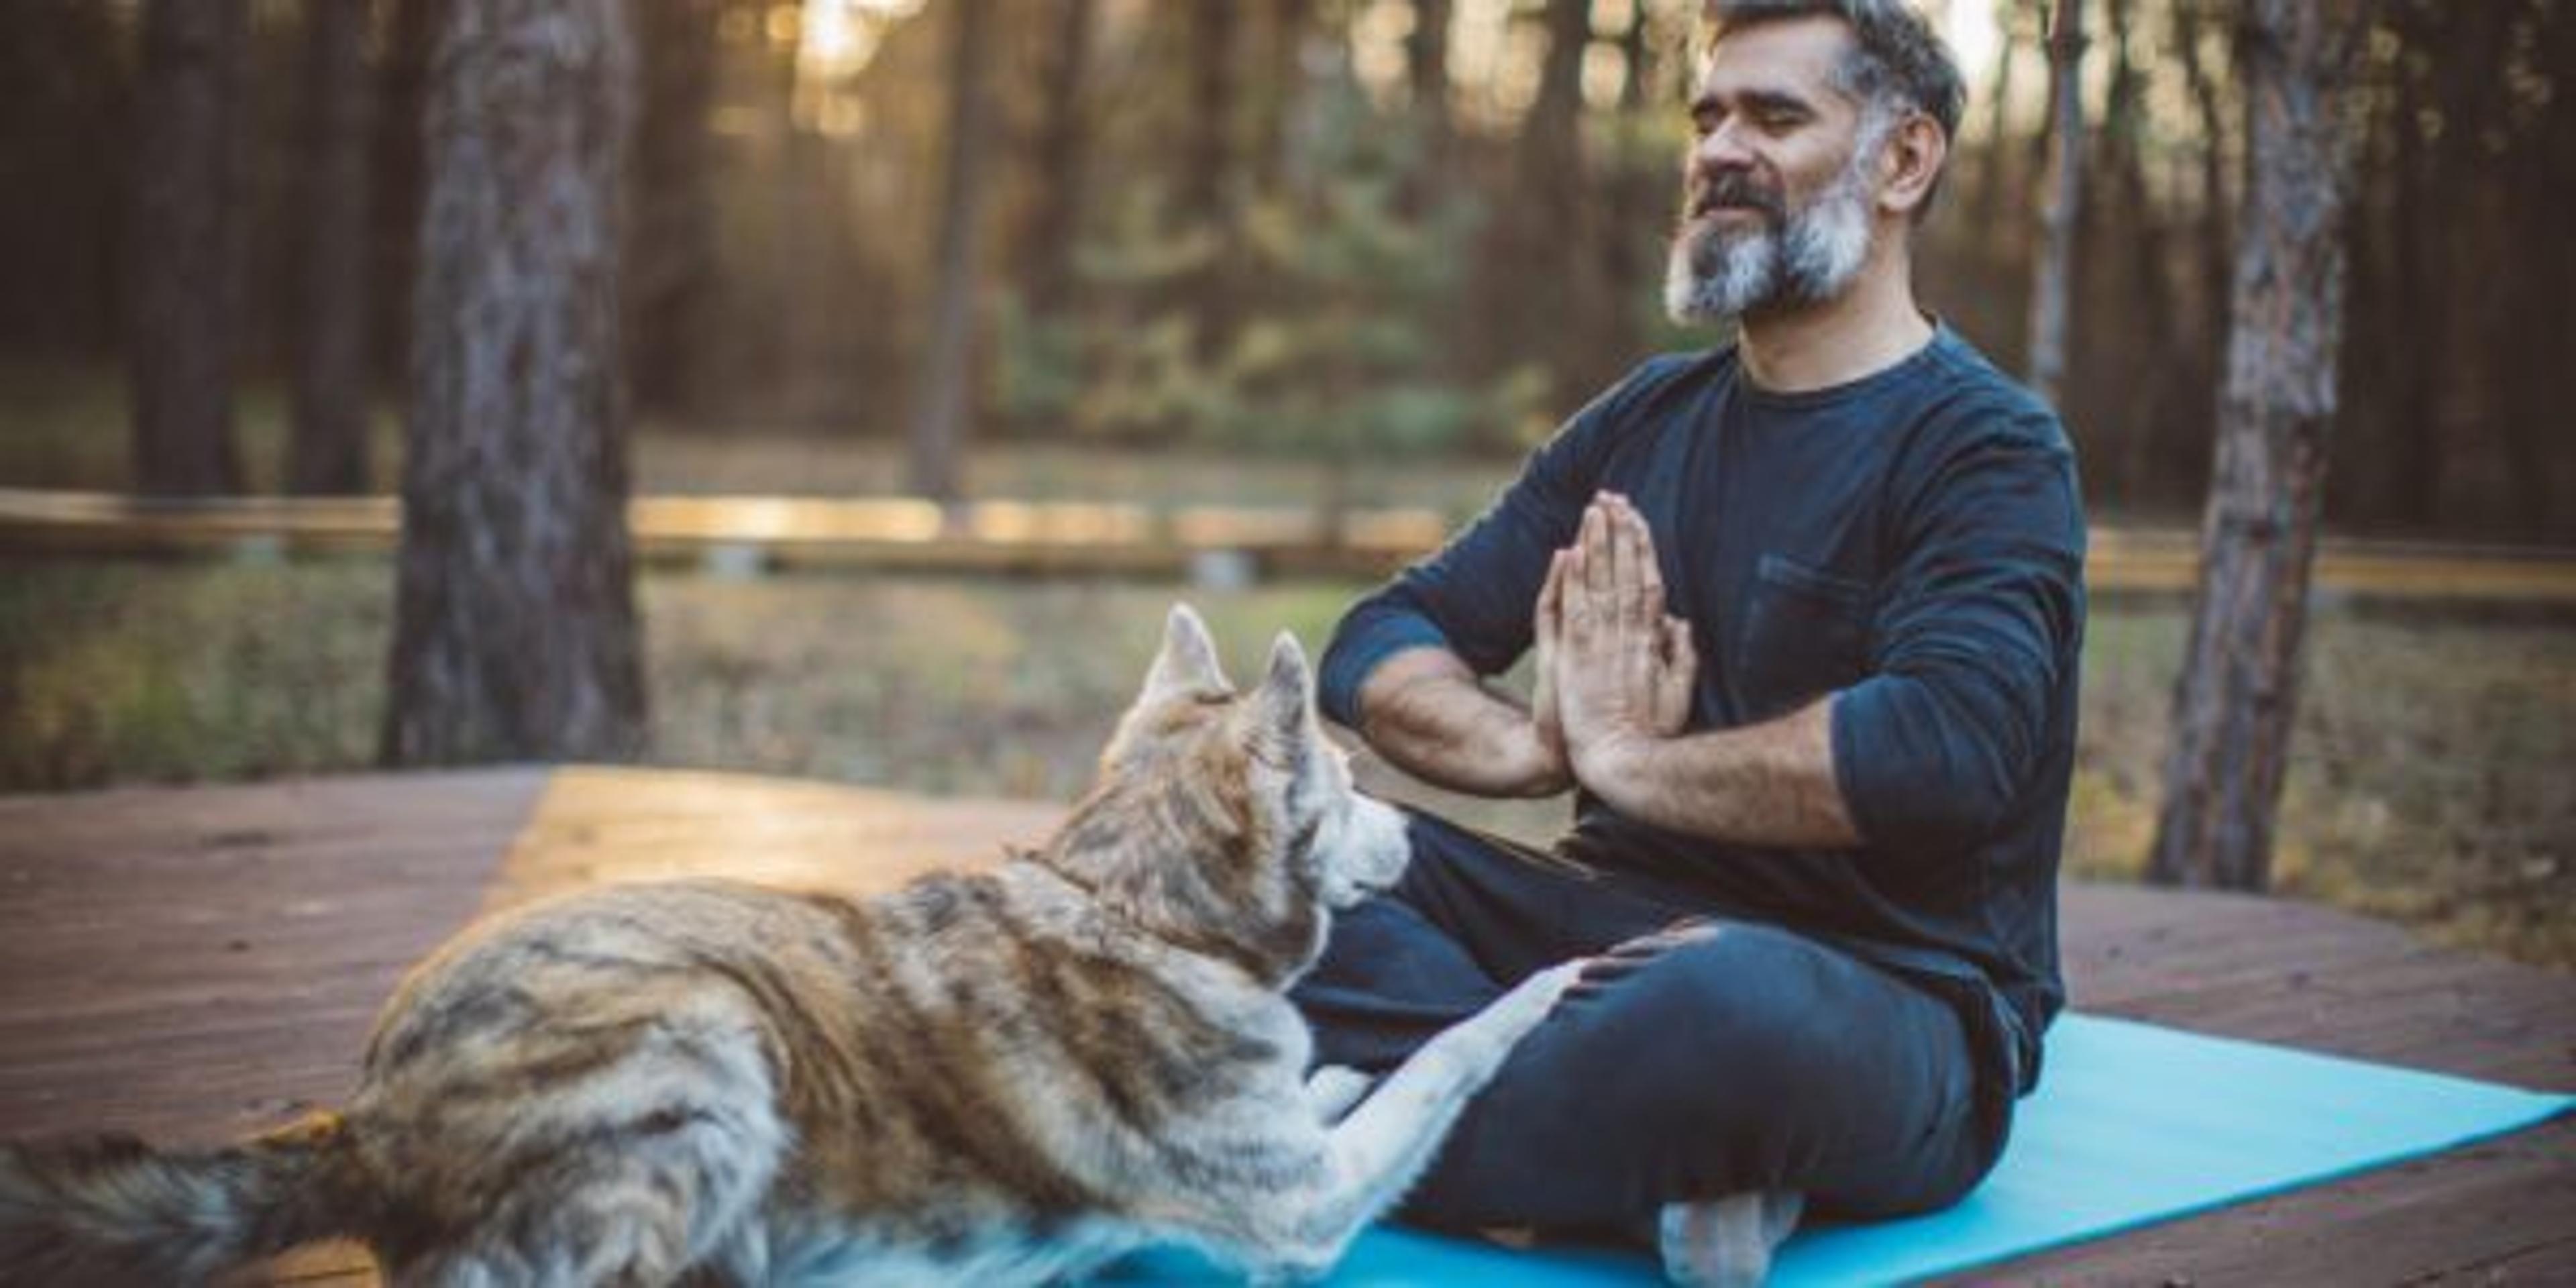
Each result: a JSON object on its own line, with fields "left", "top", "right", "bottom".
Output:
{"left": 0, "top": 0, "right": 2568, "bottom": 964}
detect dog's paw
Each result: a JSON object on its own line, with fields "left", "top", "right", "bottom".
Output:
{"left": 1485, "top": 959, "right": 1587, "bottom": 1036}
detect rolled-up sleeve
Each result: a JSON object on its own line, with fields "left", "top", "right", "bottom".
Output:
{"left": 1831, "top": 415, "right": 2086, "bottom": 852}
{"left": 1317, "top": 600, "right": 1452, "bottom": 729}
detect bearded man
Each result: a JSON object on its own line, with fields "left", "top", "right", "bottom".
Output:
{"left": 1290, "top": 1, "right": 2086, "bottom": 1283}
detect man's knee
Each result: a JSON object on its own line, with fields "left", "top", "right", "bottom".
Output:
{"left": 1597, "top": 927, "right": 1864, "bottom": 1131}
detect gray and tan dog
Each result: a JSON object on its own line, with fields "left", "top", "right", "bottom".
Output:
{"left": 0, "top": 605, "right": 1582, "bottom": 1286}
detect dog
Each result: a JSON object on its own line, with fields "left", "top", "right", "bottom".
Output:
{"left": 0, "top": 604, "right": 1582, "bottom": 1285}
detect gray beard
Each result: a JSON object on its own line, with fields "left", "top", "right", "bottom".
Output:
{"left": 1664, "top": 150, "right": 1878, "bottom": 324}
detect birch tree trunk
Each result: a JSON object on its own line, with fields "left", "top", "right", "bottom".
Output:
{"left": 2025, "top": 0, "right": 2084, "bottom": 408}
{"left": 129, "top": 0, "right": 248, "bottom": 496}
{"left": 290, "top": 0, "right": 378, "bottom": 495}
{"left": 2149, "top": 0, "right": 2369, "bottom": 890}
{"left": 382, "top": 0, "right": 647, "bottom": 765}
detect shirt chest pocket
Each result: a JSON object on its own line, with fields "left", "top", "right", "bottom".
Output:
{"left": 1733, "top": 553, "right": 1873, "bottom": 722}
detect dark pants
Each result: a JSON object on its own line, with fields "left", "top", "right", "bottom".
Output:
{"left": 1291, "top": 812, "right": 2012, "bottom": 1231}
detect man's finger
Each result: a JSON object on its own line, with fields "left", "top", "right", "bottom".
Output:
{"left": 1563, "top": 521, "right": 1591, "bottom": 619}
{"left": 1582, "top": 496, "right": 1615, "bottom": 604}
{"left": 1620, "top": 503, "right": 1660, "bottom": 626}
{"left": 1536, "top": 549, "right": 1566, "bottom": 645}
{"left": 1664, "top": 615, "right": 1695, "bottom": 672}
{"left": 1597, "top": 494, "right": 1617, "bottom": 610}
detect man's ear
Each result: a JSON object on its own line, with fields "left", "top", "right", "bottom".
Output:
{"left": 1876, "top": 112, "right": 1947, "bottom": 219}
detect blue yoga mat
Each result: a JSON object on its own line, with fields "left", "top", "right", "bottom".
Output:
{"left": 1102, "top": 1014, "right": 2573, "bottom": 1285}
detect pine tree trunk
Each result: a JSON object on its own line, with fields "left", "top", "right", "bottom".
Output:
{"left": 382, "top": 0, "right": 647, "bottom": 765}
{"left": 907, "top": 0, "right": 997, "bottom": 506}
{"left": 290, "top": 0, "right": 377, "bottom": 495}
{"left": 2148, "top": 0, "right": 2368, "bottom": 891}
{"left": 2025, "top": 0, "right": 2084, "bottom": 408}
{"left": 129, "top": 0, "right": 248, "bottom": 496}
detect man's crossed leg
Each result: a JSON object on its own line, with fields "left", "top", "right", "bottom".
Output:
{"left": 1293, "top": 812, "right": 2009, "bottom": 1285}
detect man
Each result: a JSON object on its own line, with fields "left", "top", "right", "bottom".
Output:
{"left": 1291, "top": 1, "right": 2086, "bottom": 1283}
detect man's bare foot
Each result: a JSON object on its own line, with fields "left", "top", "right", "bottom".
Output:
{"left": 1656, "top": 1189, "right": 1803, "bottom": 1287}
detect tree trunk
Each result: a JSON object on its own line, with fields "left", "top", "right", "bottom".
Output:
{"left": 2148, "top": 0, "right": 2368, "bottom": 891}
{"left": 1178, "top": 2, "right": 1242, "bottom": 358}
{"left": 372, "top": 0, "right": 445, "bottom": 395}
{"left": 2374, "top": 4, "right": 2441, "bottom": 530}
{"left": 289, "top": 0, "right": 377, "bottom": 495}
{"left": 2505, "top": 0, "right": 2576, "bottom": 541}
{"left": 1018, "top": 0, "right": 1097, "bottom": 318}
{"left": 907, "top": 0, "right": 998, "bottom": 505}
{"left": 2171, "top": 0, "right": 2231, "bottom": 506}
{"left": 1505, "top": 0, "right": 1609, "bottom": 387}
{"left": 129, "top": 0, "right": 248, "bottom": 496}
{"left": 2100, "top": 0, "right": 2180, "bottom": 502}
{"left": 628, "top": 0, "right": 722, "bottom": 418}
{"left": 2025, "top": 0, "right": 2084, "bottom": 407}
{"left": 1970, "top": 9, "right": 2019, "bottom": 262}
{"left": 1250, "top": 0, "right": 1316, "bottom": 200}
{"left": 382, "top": 0, "right": 647, "bottom": 765}
{"left": 1407, "top": 0, "right": 1454, "bottom": 181}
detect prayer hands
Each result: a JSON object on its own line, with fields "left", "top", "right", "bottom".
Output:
{"left": 1533, "top": 493, "right": 1697, "bottom": 790}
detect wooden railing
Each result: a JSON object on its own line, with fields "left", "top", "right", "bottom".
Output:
{"left": 3, "top": 486, "right": 2572, "bottom": 605}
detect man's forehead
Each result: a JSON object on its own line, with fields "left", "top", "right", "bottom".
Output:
{"left": 1695, "top": 15, "right": 1858, "bottom": 105}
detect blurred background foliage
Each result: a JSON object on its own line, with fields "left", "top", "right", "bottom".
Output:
{"left": 0, "top": 0, "right": 2567, "bottom": 962}
{"left": 1, "top": 0, "right": 2568, "bottom": 537}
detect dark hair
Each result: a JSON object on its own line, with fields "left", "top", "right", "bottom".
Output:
{"left": 1707, "top": 0, "right": 1966, "bottom": 146}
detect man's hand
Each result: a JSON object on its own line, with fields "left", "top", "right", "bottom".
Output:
{"left": 1530, "top": 545, "right": 1569, "bottom": 769}
{"left": 1549, "top": 493, "right": 1698, "bottom": 790}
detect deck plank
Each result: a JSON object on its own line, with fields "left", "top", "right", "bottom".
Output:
{"left": 2, "top": 769, "right": 2567, "bottom": 1285}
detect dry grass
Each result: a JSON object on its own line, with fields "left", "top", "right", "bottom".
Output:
{"left": 1, "top": 558, "right": 2568, "bottom": 967}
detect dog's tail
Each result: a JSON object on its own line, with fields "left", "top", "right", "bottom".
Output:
{"left": 0, "top": 1112, "right": 371, "bottom": 1287}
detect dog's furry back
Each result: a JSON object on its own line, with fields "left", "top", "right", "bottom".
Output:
{"left": 0, "top": 606, "right": 1424, "bottom": 1285}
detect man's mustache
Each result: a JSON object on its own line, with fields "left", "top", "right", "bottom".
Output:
{"left": 1688, "top": 172, "right": 1785, "bottom": 222}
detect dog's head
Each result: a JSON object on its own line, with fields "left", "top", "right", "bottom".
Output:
{"left": 1046, "top": 604, "right": 1410, "bottom": 982}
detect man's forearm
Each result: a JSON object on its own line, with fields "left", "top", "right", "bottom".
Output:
{"left": 1576, "top": 698, "right": 1862, "bottom": 848}
{"left": 1352, "top": 647, "right": 1571, "bottom": 798}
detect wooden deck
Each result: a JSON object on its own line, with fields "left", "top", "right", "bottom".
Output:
{"left": 1, "top": 768, "right": 2568, "bottom": 1284}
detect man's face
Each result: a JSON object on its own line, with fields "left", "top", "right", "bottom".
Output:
{"left": 1665, "top": 15, "right": 1888, "bottom": 323}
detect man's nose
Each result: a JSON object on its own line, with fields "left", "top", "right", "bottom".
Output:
{"left": 1688, "top": 119, "right": 1758, "bottom": 176}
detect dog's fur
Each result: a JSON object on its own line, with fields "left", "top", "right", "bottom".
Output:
{"left": 0, "top": 606, "right": 1580, "bottom": 1286}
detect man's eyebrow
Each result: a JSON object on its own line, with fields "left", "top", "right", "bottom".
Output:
{"left": 1690, "top": 85, "right": 1823, "bottom": 118}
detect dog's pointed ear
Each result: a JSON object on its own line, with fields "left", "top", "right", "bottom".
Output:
{"left": 1246, "top": 630, "right": 1316, "bottom": 756}
{"left": 1142, "top": 602, "right": 1228, "bottom": 700}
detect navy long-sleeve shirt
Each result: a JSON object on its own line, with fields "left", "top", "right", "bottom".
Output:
{"left": 1319, "top": 328, "right": 2086, "bottom": 1091}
